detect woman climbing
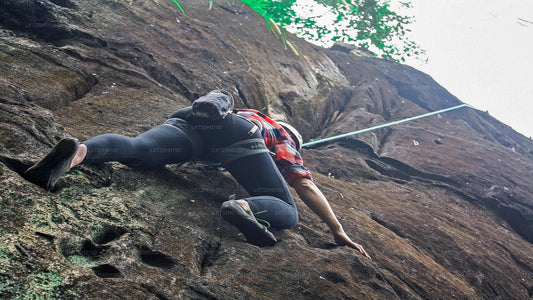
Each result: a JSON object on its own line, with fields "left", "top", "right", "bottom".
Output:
{"left": 24, "top": 90, "right": 370, "bottom": 258}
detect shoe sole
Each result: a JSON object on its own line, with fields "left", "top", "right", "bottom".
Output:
{"left": 221, "top": 200, "right": 277, "bottom": 247}
{"left": 24, "top": 138, "right": 79, "bottom": 191}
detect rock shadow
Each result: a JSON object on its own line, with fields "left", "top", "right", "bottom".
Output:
{"left": 91, "top": 264, "right": 123, "bottom": 279}
{"left": 138, "top": 246, "right": 177, "bottom": 270}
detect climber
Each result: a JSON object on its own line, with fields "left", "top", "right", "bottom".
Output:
{"left": 24, "top": 90, "right": 370, "bottom": 259}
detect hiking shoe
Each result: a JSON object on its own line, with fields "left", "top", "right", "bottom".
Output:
{"left": 221, "top": 200, "right": 277, "bottom": 247}
{"left": 24, "top": 138, "right": 79, "bottom": 191}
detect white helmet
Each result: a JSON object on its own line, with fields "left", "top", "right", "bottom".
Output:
{"left": 277, "top": 121, "right": 303, "bottom": 151}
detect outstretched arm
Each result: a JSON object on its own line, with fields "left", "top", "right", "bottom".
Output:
{"left": 292, "top": 177, "right": 371, "bottom": 259}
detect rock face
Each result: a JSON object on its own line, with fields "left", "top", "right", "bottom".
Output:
{"left": 1, "top": 1, "right": 532, "bottom": 299}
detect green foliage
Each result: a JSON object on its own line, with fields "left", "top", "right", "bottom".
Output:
{"left": 171, "top": 0, "right": 422, "bottom": 61}
{"left": 241, "top": 0, "right": 298, "bottom": 26}
{"left": 243, "top": 0, "right": 422, "bottom": 61}
{"left": 171, "top": 0, "right": 185, "bottom": 13}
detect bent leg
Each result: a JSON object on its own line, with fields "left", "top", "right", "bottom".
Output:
{"left": 82, "top": 125, "right": 194, "bottom": 168}
{"left": 190, "top": 113, "right": 298, "bottom": 229}
{"left": 224, "top": 152, "right": 299, "bottom": 229}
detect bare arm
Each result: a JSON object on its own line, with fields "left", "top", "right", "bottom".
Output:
{"left": 292, "top": 177, "right": 371, "bottom": 259}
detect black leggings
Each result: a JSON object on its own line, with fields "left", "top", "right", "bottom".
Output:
{"left": 82, "top": 113, "right": 298, "bottom": 229}
{"left": 83, "top": 124, "right": 193, "bottom": 168}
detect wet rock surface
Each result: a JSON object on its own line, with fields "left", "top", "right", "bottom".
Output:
{"left": 1, "top": 1, "right": 532, "bottom": 299}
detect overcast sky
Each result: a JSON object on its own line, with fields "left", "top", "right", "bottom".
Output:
{"left": 291, "top": 0, "right": 532, "bottom": 138}
{"left": 401, "top": 0, "right": 533, "bottom": 138}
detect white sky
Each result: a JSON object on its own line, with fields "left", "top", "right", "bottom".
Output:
{"left": 398, "top": 0, "right": 533, "bottom": 138}
{"left": 291, "top": 0, "right": 533, "bottom": 138}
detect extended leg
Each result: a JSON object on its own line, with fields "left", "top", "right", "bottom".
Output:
{"left": 82, "top": 124, "right": 194, "bottom": 168}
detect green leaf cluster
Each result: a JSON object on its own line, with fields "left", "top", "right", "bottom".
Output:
{"left": 171, "top": 0, "right": 423, "bottom": 62}
{"left": 233, "top": 0, "right": 424, "bottom": 61}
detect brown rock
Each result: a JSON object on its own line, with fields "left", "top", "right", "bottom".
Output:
{"left": 1, "top": 1, "right": 532, "bottom": 299}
